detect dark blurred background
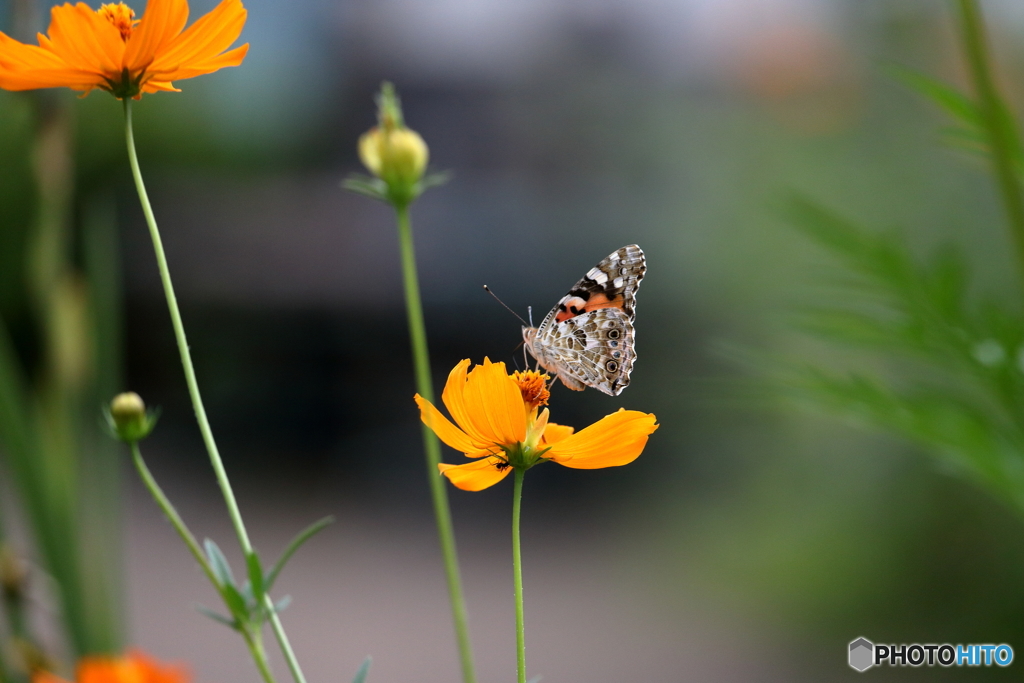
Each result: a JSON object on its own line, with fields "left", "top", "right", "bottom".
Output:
{"left": 6, "top": 0, "right": 1024, "bottom": 680}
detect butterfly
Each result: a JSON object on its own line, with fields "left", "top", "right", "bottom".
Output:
{"left": 522, "top": 245, "right": 645, "bottom": 396}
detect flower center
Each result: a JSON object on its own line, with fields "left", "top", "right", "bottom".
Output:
{"left": 512, "top": 370, "right": 550, "bottom": 411}
{"left": 99, "top": 3, "right": 137, "bottom": 41}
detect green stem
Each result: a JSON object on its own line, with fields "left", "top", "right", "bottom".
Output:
{"left": 244, "top": 631, "right": 278, "bottom": 683}
{"left": 123, "top": 99, "right": 307, "bottom": 683}
{"left": 264, "top": 597, "right": 304, "bottom": 683}
{"left": 129, "top": 444, "right": 220, "bottom": 590}
{"left": 395, "top": 204, "right": 477, "bottom": 683}
{"left": 130, "top": 443, "right": 277, "bottom": 683}
{"left": 956, "top": 0, "right": 1024, "bottom": 278}
{"left": 512, "top": 468, "right": 526, "bottom": 683}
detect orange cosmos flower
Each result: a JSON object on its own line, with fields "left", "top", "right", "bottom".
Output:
{"left": 0, "top": 0, "right": 248, "bottom": 99}
{"left": 415, "top": 359, "right": 658, "bottom": 491}
{"left": 34, "top": 651, "right": 188, "bottom": 683}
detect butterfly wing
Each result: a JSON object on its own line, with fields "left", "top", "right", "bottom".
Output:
{"left": 535, "top": 308, "right": 636, "bottom": 395}
{"left": 536, "top": 244, "right": 646, "bottom": 330}
{"left": 525, "top": 245, "right": 645, "bottom": 395}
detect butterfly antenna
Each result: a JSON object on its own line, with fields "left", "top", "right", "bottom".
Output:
{"left": 527, "top": 305, "right": 534, "bottom": 327}
{"left": 483, "top": 285, "right": 529, "bottom": 326}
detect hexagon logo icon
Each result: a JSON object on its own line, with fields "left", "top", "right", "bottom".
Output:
{"left": 849, "top": 637, "right": 874, "bottom": 672}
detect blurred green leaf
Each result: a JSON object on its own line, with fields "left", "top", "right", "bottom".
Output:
{"left": 246, "top": 551, "right": 265, "bottom": 605}
{"left": 416, "top": 170, "right": 452, "bottom": 192}
{"left": 195, "top": 603, "right": 239, "bottom": 631}
{"left": 265, "top": 516, "right": 333, "bottom": 593}
{"left": 351, "top": 656, "right": 371, "bottom": 683}
{"left": 204, "top": 538, "right": 235, "bottom": 589}
{"left": 891, "top": 66, "right": 1024, "bottom": 177}
{"left": 273, "top": 595, "right": 292, "bottom": 613}
{"left": 341, "top": 176, "right": 387, "bottom": 202}
{"left": 890, "top": 67, "right": 981, "bottom": 127}
{"left": 780, "top": 195, "right": 1024, "bottom": 514}
{"left": 221, "top": 583, "right": 249, "bottom": 622}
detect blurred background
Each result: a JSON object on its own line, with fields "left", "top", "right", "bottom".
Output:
{"left": 5, "top": 0, "right": 1024, "bottom": 680}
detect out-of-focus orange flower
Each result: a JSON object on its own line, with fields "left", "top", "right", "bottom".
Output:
{"left": 0, "top": 0, "right": 248, "bottom": 99}
{"left": 415, "top": 359, "right": 658, "bottom": 491}
{"left": 34, "top": 650, "right": 188, "bottom": 683}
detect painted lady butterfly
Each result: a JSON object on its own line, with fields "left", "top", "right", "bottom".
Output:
{"left": 523, "top": 245, "right": 645, "bottom": 396}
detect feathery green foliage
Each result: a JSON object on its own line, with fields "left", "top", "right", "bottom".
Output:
{"left": 782, "top": 197, "right": 1024, "bottom": 512}
{"left": 781, "top": 0, "right": 1024, "bottom": 514}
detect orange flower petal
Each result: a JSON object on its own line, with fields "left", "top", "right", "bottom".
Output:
{"left": 441, "top": 359, "right": 494, "bottom": 446}
{"left": 438, "top": 457, "right": 512, "bottom": 491}
{"left": 0, "top": 31, "right": 100, "bottom": 89}
{"left": 546, "top": 409, "right": 657, "bottom": 469}
{"left": 154, "top": 41, "right": 246, "bottom": 81}
{"left": 44, "top": 3, "right": 123, "bottom": 76}
{"left": 140, "top": 78, "right": 181, "bottom": 94}
{"left": 149, "top": 0, "right": 245, "bottom": 77}
{"left": 415, "top": 394, "right": 491, "bottom": 458}
{"left": 77, "top": 650, "right": 189, "bottom": 683}
{"left": 462, "top": 358, "right": 526, "bottom": 446}
{"left": 124, "top": 0, "right": 190, "bottom": 71}
{"left": 541, "top": 422, "right": 574, "bottom": 446}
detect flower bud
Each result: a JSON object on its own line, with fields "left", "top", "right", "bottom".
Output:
{"left": 107, "top": 391, "right": 157, "bottom": 443}
{"left": 358, "top": 126, "right": 429, "bottom": 187}
{"left": 356, "top": 82, "right": 430, "bottom": 206}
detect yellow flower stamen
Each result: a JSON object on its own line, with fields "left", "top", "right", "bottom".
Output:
{"left": 512, "top": 370, "right": 550, "bottom": 412}
{"left": 98, "top": 3, "right": 137, "bottom": 42}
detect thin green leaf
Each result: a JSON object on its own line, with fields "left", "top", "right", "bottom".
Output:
{"left": 416, "top": 170, "right": 453, "bottom": 192}
{"left": 351, "top": 656, "right": 372, "bottom": 683}
{"left": 794, "top": 309, "right": 906, "bottom": 348}
{"left": 204, "top": 538, "right": 235, "bottom": 589}
{"left": 342, "top": 176, "right": 388, "bottom": 201}
{"left": 928, "top": 247, "right": 968, "bottom": 318}
{"left": 265, "top": 516, "right": 334, "bottom": 593}
{"left": 889, "top": 66, "right": 1024, "bottom": 177}
{"left": 889, "top": 66, "right": 981, "bottom": 127}
{"left": 194, "top": 603, "right": 240, "bottom": 631}
{"left": 246, "top": 551, "right": 265, "bottom": 604}
{"left": 221, "top": 582, "right": 250, "bottom": 622}
{"left": 273, "top": 594, "right": 292, "bottom": 613}
{"left": 992, "top": 97, "right": 1024, "bottom": 172}
{"left": 784, "top": 368, "right": 1024, "bottom": 495}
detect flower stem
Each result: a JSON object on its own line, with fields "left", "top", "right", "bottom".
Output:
{"left": 130, "top": 442, "right": 277, "bottom": 683}
{"left": 123, "top": 99, "right": 308, "bottom": 683}
{"left": 512, "top": 468, "right": 526, "bottom": 683}
{"left": 129, "top": 443, "right": 219, "bottom": 589}
{"left": 394, "top": 204, "right": 477, "bottom": 683}
{"left": 956, "top": 0, "right": 1024, "bottom": 279}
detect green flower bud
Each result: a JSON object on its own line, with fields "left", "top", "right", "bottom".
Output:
{"left": 358, "top": 126, "right": 429, "bottom": 187}
{"left": 106, "top": 391, "right": 158, "bottom": 443}
{"left": 356, "top": 82, "right": 430, "bottom": 206}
